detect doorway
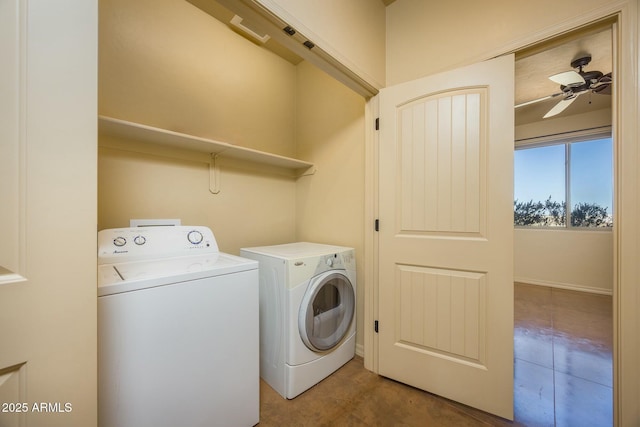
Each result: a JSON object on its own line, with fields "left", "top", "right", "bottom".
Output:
{"left": 513, "top": 24, "right": 615, "bottom": 425}
{"left": 366, "top": 12, "right": 635, "bottom": 424}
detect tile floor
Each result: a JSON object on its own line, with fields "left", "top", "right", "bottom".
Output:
{"left": 258, "top": 357, "right": 515, "bottom": 426}
{"left": 513, "top": 283, "right": 613, "bottom": 427}
{"left": 258, "top": 283, "right": 613, "bottom": 426}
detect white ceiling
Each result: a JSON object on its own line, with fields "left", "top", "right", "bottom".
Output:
{"left": 515, "top": 27, "right": 613, "bottom": 126}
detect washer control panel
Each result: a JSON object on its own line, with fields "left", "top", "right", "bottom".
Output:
{"left": 98, "top": 226, "right": 219, "bottom": 264}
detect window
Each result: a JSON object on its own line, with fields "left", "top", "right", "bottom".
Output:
{"left": 514, "top": 136, "right": 613, "bottom": 228}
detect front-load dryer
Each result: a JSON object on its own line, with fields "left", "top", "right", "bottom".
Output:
{"left": 240, "top": 242, "right": 356, "bottom": 399}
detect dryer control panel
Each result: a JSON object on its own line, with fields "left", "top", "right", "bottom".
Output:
{"left": 98, "top": 226, "right": 219, "bottom": 264}
{"left": 312, "top": 250, "right": 355, "bottom": 276}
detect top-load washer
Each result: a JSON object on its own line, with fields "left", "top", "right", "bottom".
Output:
{"left": 240, "top": 242, "right": 356, "bottom": 399}
{"left": 98, "top": 226, "right": 259, "bottom": 427}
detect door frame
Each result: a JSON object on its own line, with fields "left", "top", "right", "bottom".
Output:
{"left": 364, "top": 1, "right": 639, "bottom": 425}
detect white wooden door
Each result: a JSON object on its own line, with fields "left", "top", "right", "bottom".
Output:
{"left": 378, "top": 55, "right": 514, "bottom": 420}
{"left": 0, "top": 1, "right": 97, "bottom": 426}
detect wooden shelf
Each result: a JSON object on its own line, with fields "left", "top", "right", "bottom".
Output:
{"left": 98, "top": 116, "right": 314, "bottom": 172}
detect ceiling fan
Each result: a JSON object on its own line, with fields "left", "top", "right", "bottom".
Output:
{"left": 516, "top": 55, "right": 613, "bottom": 118}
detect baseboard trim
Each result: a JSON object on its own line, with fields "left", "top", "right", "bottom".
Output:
{"left": 355, "top": 343, "right": 364, "bottom": 358}
{"left": 515, "top": 277, "right": 613, "bottom": 295}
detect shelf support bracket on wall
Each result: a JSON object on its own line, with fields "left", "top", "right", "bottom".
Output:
{"left": 297, "top": 166, "right": 317, "bottom": 177}
{"left": 209, "top": 153, "right": 221, "bottom": 194}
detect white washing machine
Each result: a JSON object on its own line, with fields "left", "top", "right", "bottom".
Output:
{"left": 240, "top": 242, "right": 356, "bottom": 399}
{"left": 98, "top": 226, "right": 259, "bottom": 427}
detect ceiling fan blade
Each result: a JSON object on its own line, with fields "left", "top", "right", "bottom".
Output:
{"left": 515, "top": 92, "right": 563, "bottom": 108}
{"left": 549, "top": 70, "right": 585, "bottom": 87}
{"left": 591, "top": 72, "right": 613, "bottom": 94}
{"left": 543, "top": 95, "right": 580, "bottom": 119}
{"left": 593, "top": 84, "right": 612, "bottom": 95}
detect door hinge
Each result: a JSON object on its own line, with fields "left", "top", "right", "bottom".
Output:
{"left": 375, "top": 117, "right": 379, "bottom": 130}
{"left": 374, "top": 219, "right": 379, "bottom": 232}
{"left": 374, "top": 320, "right": 379, "bottom": 333}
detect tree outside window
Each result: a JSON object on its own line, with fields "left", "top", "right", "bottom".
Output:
{"left": 514, "top": 137, "right": 613, "bottom": 228}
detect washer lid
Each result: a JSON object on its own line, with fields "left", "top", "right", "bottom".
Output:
{"left": 98, "top": 252, "right": 257, "bottom": 297}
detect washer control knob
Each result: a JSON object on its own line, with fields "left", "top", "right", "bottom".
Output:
{"left": 133, "top": 235, "right": 146, "bottom": 246}
{"left": 326, "top": 257, "right": 333, "bottom": 267}
{"left": 113, "top": 236, "right": 126, "bottom": 247}
{"left": 187, "top": 230, "right": 204, "bottom": 245}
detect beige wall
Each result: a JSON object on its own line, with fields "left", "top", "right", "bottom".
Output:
{"left": 516, "top": 108, "right": 612, "bottom": 142}
{"left": 515, "top": 229, "right": 613, "bottom": 293}
{"left": 99, "top": 0, "right": 296, "bottom": 157}
{"left": 256, "top": 0, "right": 386, "bottom": 88}
{"left": 98, "top": 0, "right": 299, "bottom": 254}
{"left": 98, "top": 144, "right": 298, "bottom": 254}
{"left": 295, "top": 61, "right": 366, "bottom": 351}
{"left": 386, "top": 0, "right": 614, "bottom": 85}
{"left": 514, "top": 108, "right": 613, "bottom": 293}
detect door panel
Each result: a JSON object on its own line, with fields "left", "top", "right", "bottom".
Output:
{"left": 379, "top": 55, "right": 514, "bottom": 419}
{"left": 399, "top": 89, "right": 485, "bottom": 235}
{"left": 397, "top": 265, "right": 485, "bottom": 362}
{"left": 0, "top": 1, "right": 97, "bottom": 426}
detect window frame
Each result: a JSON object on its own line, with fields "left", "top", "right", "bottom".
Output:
{"left": 514, "top": 126, "right": 613, "bottom": 231}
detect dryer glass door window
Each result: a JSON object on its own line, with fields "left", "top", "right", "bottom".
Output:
{"left": 299, "top": 272, "right": 354, "bottom": 352}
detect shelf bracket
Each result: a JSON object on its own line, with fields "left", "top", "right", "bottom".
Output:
{"left": 298, "top": 166, "right": 317, "bottom": 177}
{"left": 209, "top": 153, "right": 221, "bottom": 194}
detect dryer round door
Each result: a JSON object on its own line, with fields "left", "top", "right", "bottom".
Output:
{"left": 298, "top": 271, "right": 355, "bottom": 352}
